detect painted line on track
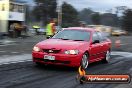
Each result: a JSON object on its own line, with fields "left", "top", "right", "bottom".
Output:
{"left": 0, "top": 54, "right": 32, "bottom": 65}
{"left": 111, "top": 51, "right": 132, "bottom": 57}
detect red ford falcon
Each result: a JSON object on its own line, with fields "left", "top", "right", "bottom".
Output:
{"left": 32, "top": 27, "right": 111, "bottom": 69}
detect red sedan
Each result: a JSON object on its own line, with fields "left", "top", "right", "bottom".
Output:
{"left": 32, "top": 27, "right": 111, "bottom": 69}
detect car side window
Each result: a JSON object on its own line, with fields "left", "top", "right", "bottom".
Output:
{"left": 97, "top": 32, "right": 107, "bottom": 42}
{"left": 97, "top": 32, "right": 103, "bottom": 42}
{"left": 92, "top": 32, "right": 100, "bottom": 42}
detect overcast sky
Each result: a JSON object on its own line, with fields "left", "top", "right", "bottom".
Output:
{"left": 26, "top": 0, "right": 132, "bottom": 13}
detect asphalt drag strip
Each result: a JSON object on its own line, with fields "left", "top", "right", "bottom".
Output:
{"left": 0, "top": 51, "right": 132, "bottom": 88}
{"left": 0, "top": 54, "right": 32, "bottom": 65}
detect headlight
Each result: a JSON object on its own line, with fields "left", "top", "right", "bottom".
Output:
{"left": 33, "top": 46, "right": 41, "bottom": 52}
{"left": 64, "top": 50, "right": 79, "bottom": 55}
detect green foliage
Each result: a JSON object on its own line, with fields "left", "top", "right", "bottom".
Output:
{"left": 78, "top": 8, "right": 93, "bottom": 24}
{"left": 32, "top": 0, "right": 57, "bottom": 25}
{"left": 91, "top": 13, "right": 101, "bottom": 25}
{"left": 79, "top": 8, "right": 119, "bottom": 26}
{"left": 62, "top": 2, "right": 79, "bottom": 27}
{"left": 122, "top": 9, "right": 132, "bottom": 32}
{"left": 101, "top": 13, "right": 119, "bottom": 27}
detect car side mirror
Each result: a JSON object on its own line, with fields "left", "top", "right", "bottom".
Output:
{"left": 92, "top": 40, "right": 100, "bottom": 44}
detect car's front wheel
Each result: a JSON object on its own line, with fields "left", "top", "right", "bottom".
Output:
{"left": 81, "top": 53, "right": 89, "bottom": 69}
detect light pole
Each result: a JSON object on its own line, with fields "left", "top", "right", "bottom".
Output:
{"left": 57, "top": 0, "right": 63, "bottom": 30}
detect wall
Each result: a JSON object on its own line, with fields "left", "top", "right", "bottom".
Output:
{"left": 0, "top": 0, "right": 9, "bottom": 33}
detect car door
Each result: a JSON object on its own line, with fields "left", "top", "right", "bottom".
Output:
{"left": 89, "top": 32, "right": 102, "bottom": 62}
{"left": 96, "top": 32, "right": 107, "bottom": 58}
{"left": 97, "top": 32, "right": 110, "bottom": 57}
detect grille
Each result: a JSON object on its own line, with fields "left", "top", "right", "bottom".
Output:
{"left": 43, "top": 49, "right": 61, "bottom": 54}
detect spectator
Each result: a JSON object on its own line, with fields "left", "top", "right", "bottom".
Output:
{"left": 46, "top": 19, "right": 56, "bottom": 39}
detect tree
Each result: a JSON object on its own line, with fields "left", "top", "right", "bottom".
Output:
{"left": 100, "top": 13, "right": 119, "bottom": 27}
{"left": 32, "top": 0, "right": 57, "bottom": 25}
{"left": 91, "top": 13, "right": 101, "bottom": 25}
{"left": 79, "top": 8, "right": 94, "bottom": 24}
{"left": 62, "top": 2, "right": 79, "bottom": 27}
{"left": 122, "top": 9, "right": 132, "bottom": 32}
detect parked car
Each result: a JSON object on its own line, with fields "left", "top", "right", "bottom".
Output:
{"left": 29, "top": 28, "right": 46, "bottom": 35}
{"left": 32, "top": 27, "right": 111, "bottom": 69}
{"left": 112, "top": 29, "right": 127, "bottom": 36}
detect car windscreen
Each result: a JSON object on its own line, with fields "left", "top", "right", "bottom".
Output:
{"left": 52, "top": 29, "right": 91, "bottom": 41}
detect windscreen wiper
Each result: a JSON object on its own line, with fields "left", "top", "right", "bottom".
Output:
{"left": 59, "top": 38, "right": 69, "bottom": 40}
{"left": 52, "top": 38, "right": 69, "bottom": 40}
{"left": 72, "top": 40, "right": 84, "bottom": 41}
{"left": 53, "top": 38, "right": 69, "bottom": 40}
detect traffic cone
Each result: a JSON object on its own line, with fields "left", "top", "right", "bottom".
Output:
{"left": 115, "top": 39, "right": 121, "bottom": 48}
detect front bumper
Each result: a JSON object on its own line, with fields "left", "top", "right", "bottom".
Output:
{"left": 32, "top": 51, "right": 82, "bottom": 67}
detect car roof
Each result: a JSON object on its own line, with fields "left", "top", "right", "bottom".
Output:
{"left": 63, "top": 27, "right": 97, "bottom": 32}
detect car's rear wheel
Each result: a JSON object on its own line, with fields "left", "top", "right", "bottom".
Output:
{"left": 81, "top": 53, "right": 89, "bottom": 69}
{"left": 102, "top": 50, "right": 111, "bottom": 63}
